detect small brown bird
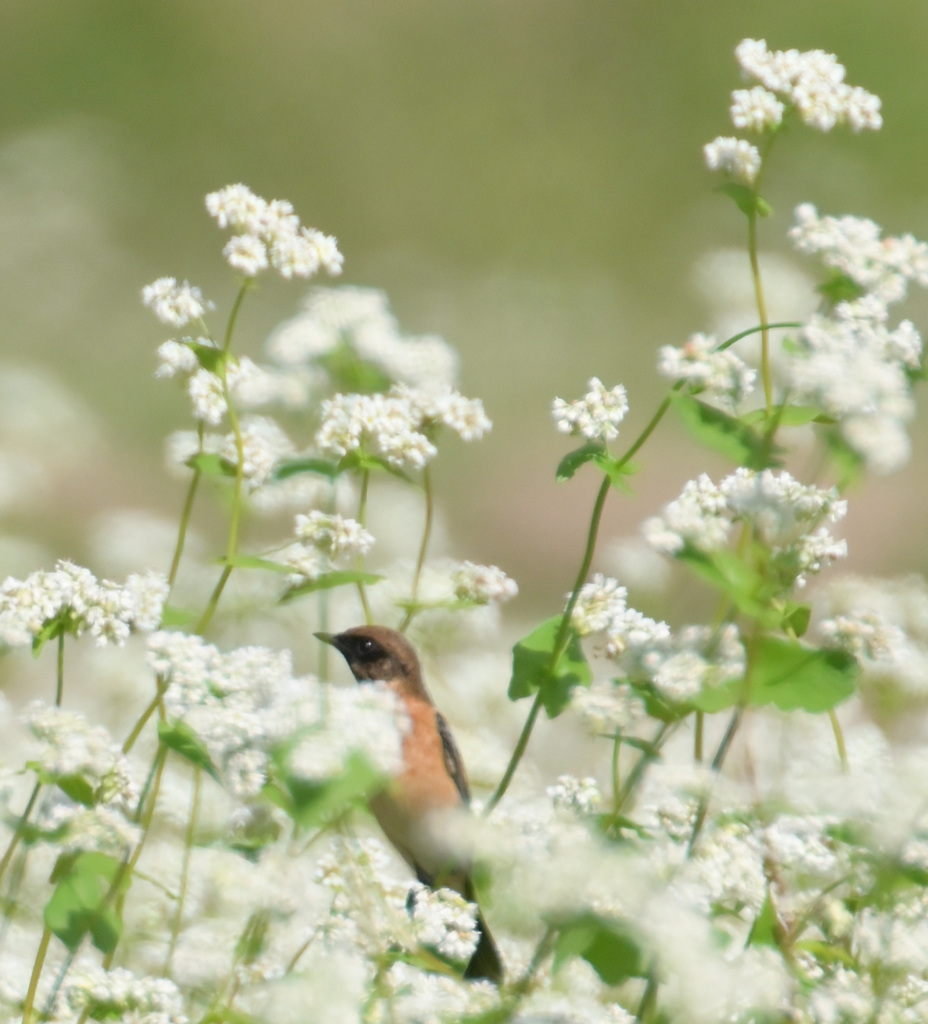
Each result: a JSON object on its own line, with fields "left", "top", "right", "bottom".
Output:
{"left": 315, "top": 624, "right": 503, "bottom": 984}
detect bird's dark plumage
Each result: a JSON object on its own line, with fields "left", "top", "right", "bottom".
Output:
{"left": 315, "top": 624, "right": 503, "bottom": 985}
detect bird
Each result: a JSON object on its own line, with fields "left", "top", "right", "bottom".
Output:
{"left": 314, "top": 624, "right": 504, "bottom": 984}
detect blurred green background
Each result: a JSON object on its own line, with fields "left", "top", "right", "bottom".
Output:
{"left": 2, "top": 0, "right": 928, "bottom": 612}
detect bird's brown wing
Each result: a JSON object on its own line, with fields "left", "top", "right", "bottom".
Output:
{"left": 435, "top": 710, "right": 471, "bottom": 804}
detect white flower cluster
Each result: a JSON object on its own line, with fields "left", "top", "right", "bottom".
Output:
{"left": 790, "top": 203, "right": 928, "bottom": 306}
{"left": 157, "top": 343, "right": 309, "bottom": 426}
{"left": 570, "top": 574, "right": 745, "bottom": 704}
{"left": 786, "top": 300, "right": 921, "bottom": 473}
{"left": 817, "top": 575, "right": 928, "bottom": 701}
{"left": 547, "top": 775, "right": 602, "bottom": 814}
{"left": 552, "top": 377, "right": 629, "bottom": 442}
{"left": 702, "top": 137, "right": 762, "bottom": 185}
{"left": 59, "top": 964, "right": 186, "bottom": 1024}
{"left": 295, "top": 511, "right": 374, "bottom": 562}
{"left": 168, "top": 414, "right": 296, "bottom": 489}
{"left": 205, "top": 183, "right": 343, "bottom": 280}
{"left": 0, "top": 560, "right": 168, "bottom": 648}
{"left": 315, "top": 385, "right": 491, "bottom": 470}
{"left": 452, "top": 562, "right": 518, "bottom": 605}
{"left": 644, "top": 468, "right": 847, "bottom": 588}
{"left": 147, "top": 632, "right": 407, "bottom": 800}
{"left": 657, "top": 332, "right": 756, "bottom": 409}
{"left": 408, "top": 883, "right": 481, "bottom": 964}
{"left": 142, "top": 278, "right": 212, "bottom": 328}
{"left": 735, "top": 38, "right": 882, "bottom": 133}
{"left": 570, "top": 678, "right": 645, "bottom": 735}
{"left": 268, "top": 286, "right": 459, "bottom": 391}
{"left": 24, "top": 702, "right": 138, "bottom": 811}
{"left": 705, "top": 39, "right": 881, "bottom": 184}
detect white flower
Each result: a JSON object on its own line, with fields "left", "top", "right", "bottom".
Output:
{"left": 657, "top": 332, "right": 755, "bottom": 409}
{"left": 570, "top": 574, "right": 628, "bottom": 636}
{"left": 703, "top": 136, "right": 761, "bottom": 184}
{"left": 223, "top": 416, "right": 295, "bottom": 488}
{"left": 188, "top": 367, "right": 227, "bottom": 425}
{"left": 141, "top": 277, "right": 210, "bottom": 327}
{"left": 155, "top": 338, "right": 200, "bottom": 378}
{"left": 733, "top": 38, "right": 882, "bottom": 133}
{"left": 223, "top": 233, "right": 269, "bottom": 276}
{"left": 729, "top": 86, "right": 784, "bottom": 131}
{"left": 642, "top": 474, "right": 730, "bottom": 556}
{"left": 452, "top": 561, "right": 518, "bottom": 604}
{"left": 552, "top": 377, "right": 629, "bottom": 442}
{"left": 547, "top": 775, "right": 602, "bottom": 814}
{"left": 408, "top": 884, "right": 480, "bottom": 963}
{"left": 294, "top": 511, "right": 374, "bottom": 563}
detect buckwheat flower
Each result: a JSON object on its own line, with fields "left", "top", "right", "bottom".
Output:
{"left": 188, "top": 367, "right": 226, "bottom": 424}
{"left": 223, "top": 415, "right": 296, "bottom": 488}
{"left": 62, "top": 964, "right": 186, "bottom": 1024}
{"left": 24, "top": 701, "right": 138, "bottom": 811}
{"left": 408, "top": 883, "right": 480, "bottom": 963}
{"left": 548, "top": 775, "right": 602, "bottom": 814}
{"left": 642, "top": 473, "right": 730, "bottom": 556}
{"left": 552, "top": 377, "right": 629, "bottom": 442}
{"left": 41, "top": 801, "right": 141, "bottom": 856}
{"left": 295, "top": 510, "right": 374, "bottom": 562}
{"left": 729, "top": 86, "right": 784, "bottom": 131}
{"left": 223, "top": 233, "right": 269, "bottom": 276}
{"left": 657, "top": 332, "right": 755, "bottom": 409}
{"left": 703, "top": 136, "right": 761, "bottom": 184}
{"left": 790, "top": 203, "right": 928, "bottom": 305}
{"left": 155, "top": 338, "right": 200, "bottom": 378}
{"left": 409, "top": 387, "right": 493, "bottom": 442}
{"left": 206, "top": 182, "right": 268, "bottom": 233}
{"left": 687, "top": 820, "right": 766, "bottom": 915}
{"left": 305, "top": 228, "right": 345, "bottom": 276}
{"left": 315, "top": 391, "right": 437, "bottom": 470}
{"left": 452, "top": 561, "right": 518, "bottom": 604}
{"left": 570, "top": 679, "right": 645, "bottom": 735}
{"left": 141, "top": 276, "right": 210, "bottom": 327}
{"left": 570, "top": 574, "right": 628, "bottom": 636}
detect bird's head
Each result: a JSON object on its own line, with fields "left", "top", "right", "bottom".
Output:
{"left": 315, "top": 625, "right": 425, "bottom": 693}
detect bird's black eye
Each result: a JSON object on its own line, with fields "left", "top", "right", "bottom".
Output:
{"left": 356, "top": 637, "right": 381, "bottom": 661}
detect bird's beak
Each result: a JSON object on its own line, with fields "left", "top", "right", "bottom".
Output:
{"left": 314, "top": 631, "right": 337, "bottom": 647}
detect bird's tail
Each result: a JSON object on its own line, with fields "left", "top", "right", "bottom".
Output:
{"left": 464, "top": 907, "right": 504, "bottom": 984}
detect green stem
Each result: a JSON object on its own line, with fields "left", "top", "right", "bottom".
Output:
{"left": 694, "top": 710, "right": 704, "bottom": 764}
{"left": 398, "top": 464, "right": 433, "bottom": 633}
{"left": 355, "top": 469, "right": 373, "bottom": 625}
{"left": 164, "top": 766, "right": 200, "bottom": 975}
{"left": 0, "top": 780, "right": 41, "bottom": 888}
{"left": 55, "top": 633, "right": 65, "bottom": 707}
{"left": 747, "top": 210, "right": 772, "bottom": 412}
{"left": 607, "top": 720, "right": 674, "bottom": 827}
{"left": 829, "top": 708, "right": 848, "bottom": 771}
{"left": 686, "top": 705, "right": 743, "bottom": 858}
{"left": 21, "top": 925, "right": 52, "bottom": 1024}
{"left": 122, "top": 676, "right": 169, "bottom": 755}
{"left": 611, "top": 733, "right": 622, "bottom": 812}
{"left": 168, "top": 435, "right": 203, "bottom": 591}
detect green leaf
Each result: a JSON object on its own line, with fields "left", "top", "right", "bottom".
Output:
{"left": 817, "top": 271, "right": 865, "bottom": 307}
{"left": 747, "top": 890, "right": 780, "bottom": 948}
{"left": 273, "top": 457, "right": 340, "bottom": 481}
{"left": 742, "top": 405, "right": 833, "bottom": 428}
{"left": 337, "top": 449, "right": 416, "bottom": 484}
{"left": 677, "top": 547, "right": 779, "bottom": 628}
{"left": 191, "top": 342, "right": 224, "bottom": 373}
{"left": 593, "top": 451, "right": 637, "bottom": 494}
{"left": 159, "top": 604, "right": 197, "bottom": 629}
{"left": 158, "top": 720, "right": 221, "bottom": 782}
{"left": 280, "top": 571, "right": 384, "bottom": 603}
{"left": 269, "top": 751, "right": 383, "bottom": 829}
{"left": 44, "top": 851, "right": 130, "bottom": 953}
{"left": 748, "top": 636, "right": 857, "bottom": 712}
{"left": 715, "top": 182, "right": 771, "bottom": 218}
{"left": 508, "top": 615, "right": 591, "bottom": 717}
{"left": 783, "top": 603, "right": 812, "bottom": 638}
{"left": 185, "top": 452, "right": 236, "bottom": 478}
{"left": 671, "top": 394, "right": 781, "bottom": 469}
{"left": 317, "top": 341, "right": 394, "bottom": 394}
{"left": 556, "top": 442, "right": 605, "bottom": 482}
{"left": 551, "top": 912, "right": 645, "bottom": 984}
{"left": 56, "top": 774, "right": 98, "bottom": 807}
